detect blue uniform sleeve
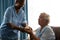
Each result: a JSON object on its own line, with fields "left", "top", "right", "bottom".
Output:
{"left": 1, "top": 7, "right": 11, "bottom": 27}
{"left": 21, "top": 10, "right": 28, "bottom": 39}
{"left": 22, "top": 10, "right": 27, "bottom": 24}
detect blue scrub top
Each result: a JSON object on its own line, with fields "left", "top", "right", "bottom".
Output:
{"left": 1, "top": 5, "right": 27, "bottom": 40}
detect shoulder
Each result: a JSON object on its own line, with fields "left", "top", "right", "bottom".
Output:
{"left": 41, "top": 26, "right": 55, "bottom": 40}
{"left": 44, "top": 26, "right": 54, "bottom": 32}
{"left": 43, "top": 26, "right": 55, "bottom": 36}
{"left": 20, "top": 7, "right": 25, "bottom": 13}
{"left": 21, "top": 9, "right": 25, "bottom": 16}
{"left": 22, "top": 9, "right": 25, "bottom": 14}
{"left": 6, "top": 6, "right": 14, "bottom": 11}
{"left": 5, "top": 6, "right": 14, "bottom": 14}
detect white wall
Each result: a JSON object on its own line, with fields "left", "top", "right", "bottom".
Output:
{"left": 28, "top": 0, "right": 60, "bottom": 30}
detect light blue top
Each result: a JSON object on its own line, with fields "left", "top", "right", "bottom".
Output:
{"left": 1, "top": 5, "right": 26, "bottom": 27}
{"left": 1, "top": 6, "right": 27, "bottom": 40}
{"left": 1, "top": 5, "right": 27, "bottom": 31}
{"left": 36, "top": 25, "right": 55, "bottom": 40}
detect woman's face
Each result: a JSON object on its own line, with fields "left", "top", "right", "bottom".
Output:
{"left": 38, "top": 14, "right": 46, "bottom": 26}
{"left": 15, "top": 0, "right": 24, "bottom": 8}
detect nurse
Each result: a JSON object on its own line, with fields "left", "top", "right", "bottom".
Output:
{"left": 1, "top": 0, "right": 27, "bottom": 40}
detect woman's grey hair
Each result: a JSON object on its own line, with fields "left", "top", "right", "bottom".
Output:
{"left": 40, "top": 12, "right": 50, "bottom": 21}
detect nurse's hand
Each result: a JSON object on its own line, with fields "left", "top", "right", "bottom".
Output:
{"left": 6, "top": 23, "right": 12, "bottom": 27}
{"left": 6, "top": 23, "right": 17, "bottom": 29}
{"left": 24, "top": 25, "right": 33, "bottom": 35}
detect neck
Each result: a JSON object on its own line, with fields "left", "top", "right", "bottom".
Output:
{"left": 40, "top": 25, "right": 47, "bottom": 31}
{"left": 15, "top": 6, "right": 21, "bottom": 13}
{"left": 15, "top": 6, "right": 21, "bottom": 10}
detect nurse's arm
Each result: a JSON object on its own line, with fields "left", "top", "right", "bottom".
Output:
{"left": 6, "top": 23, "right": 25, "bottom": 32}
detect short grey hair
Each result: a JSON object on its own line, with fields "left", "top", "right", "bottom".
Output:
{"left": 40, "top": 12, "right": 50, "bottom": 21}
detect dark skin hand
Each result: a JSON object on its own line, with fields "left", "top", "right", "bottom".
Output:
{"left": 6, "top": 23, "right": 40, "bottom": 40}
{"left": 6, "top": 23, "right": 25, "bottom": 32}
{"left": 6, "top": 23, "right": 33, "bottom": 33}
